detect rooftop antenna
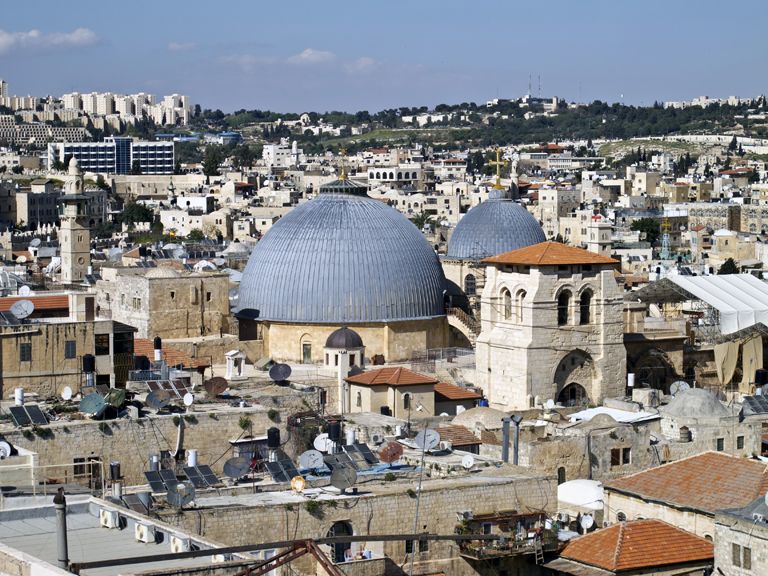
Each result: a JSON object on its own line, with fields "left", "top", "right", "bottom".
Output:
{"left": 409, "top": 428, "right": 440, "bottom": 576}
{"left": 538, "top": 74, "right": 541, "bottom": 97}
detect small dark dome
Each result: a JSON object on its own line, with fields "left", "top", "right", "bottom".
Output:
{"left": 326, "top": 327, "right": 364, "bottom": 349}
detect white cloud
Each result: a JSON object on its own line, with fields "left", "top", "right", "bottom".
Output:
{"left": 220, "top": 54, "right": 276, "bottom": 72}
{"left": 0, "top": 27, "right": 98, "bottom": 55}
{"left": 287, "top": 48, "right": 335, "bottom": 65}
{"left": 345, "top": 56, "right": 378, "bottom": 74}
{"left": 168, "top": 42, "right": 195, "bottom": 52}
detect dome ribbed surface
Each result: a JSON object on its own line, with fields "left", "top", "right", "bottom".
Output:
{"left": 326, "top": 327, "right": 364, "bottom": 349}
{"left": 238, "top": 192, "right": 446, "bottom": 323}
{"left": 446, "top": 199, "right": 546, "bottom": 260}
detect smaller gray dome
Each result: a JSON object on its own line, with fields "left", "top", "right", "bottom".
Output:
{"left": 662, "top": 388, "right": 728, "bottom": 418}
{"left": 326, "top": 327, "right": 364, "bottom": 349}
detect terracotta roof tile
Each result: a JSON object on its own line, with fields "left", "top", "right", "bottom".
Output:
{"left": 133, "top": 338, "right": 210, "bottom": 370}
{"left": 435, "top": 425, "right": 481, "bottom": 447}
{"left": 483, "top": 242, "right": 619, "bottom": 266}
{"left": 434, "top": 382, "right": 482, "bottom": 401}
{"left": 604, "top": 451, "right": 768, "bottom": 514}
{"left": 561, "top": 519, "right": 713, "bottom": 572}
{"left": 480, "top": 429, "right": 502, "bottom": 446}
{"left": 0, "top": 295, "right": 69, "bottom": 312}
{"left": 345, "top": 367, "right": 438, "bottom": 387}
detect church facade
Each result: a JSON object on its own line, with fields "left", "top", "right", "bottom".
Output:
{"left": 474, "top": 242, "right": 626, "bottom": 410}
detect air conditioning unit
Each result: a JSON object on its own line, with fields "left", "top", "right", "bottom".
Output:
{"left": 753, "top": 513, "right": 765, "bottom": 523}
{"left": 456, "top": 511, "right": 473, "bottom": 521}
{"left": 135, "top": 523, "right": 156, "bottom": 543}
{"left": 170, "top": 535, "right": 191, "bottom": 553}
{"left": 371, "top": 433, "right": 383, "bottom": 445}
{"left": 99, "top": 509, "right": 119, "bottom": 529}
{"left": 439, "top": 440, "right": 453, "bottom": 452}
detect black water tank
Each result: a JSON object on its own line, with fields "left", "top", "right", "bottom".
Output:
{"left": 82, "top": 354, "right": 95, "bottom": 373}
{"left": 319, "top": 389, "right": 327, "bottom": 406}
{"left": 138, "top": 245, "right": 147, "bottom": 258}
{"left": 328, "top": 420, "right": 342, "bottom": 442}
{"left": 153, "top": 336, "right": 162, "bottom": 350}
{"left": 267, "top": 427, "right": 280, "bottom": 449}
{"left": 756, "top": 369, "right": 768, "bottom": 386}
{"left": 110, "top": 461, "right": 121, "bottom": 481}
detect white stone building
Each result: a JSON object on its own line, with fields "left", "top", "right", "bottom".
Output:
{"left": 475, "top": 241, "right": 625, "bottom": 410}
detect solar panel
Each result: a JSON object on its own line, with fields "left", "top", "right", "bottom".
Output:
{"left": 159, "top": 469, "right": 178, "bottom": 488}
{"left": 279, "top": 460, "right": 300, "bottom": 481}
{"left": 25, "top": 405, "right": 48, "bottom": 425}
{"left": 198, "top": 465, "right": 220, "bottom": 486}
{"left": 122, "top": 493, "right": 149, "bottom": 514}
{"left": 183, "top": 466, "right": 206, "bottom": 489}
{"left": 8, "top": 406, "right": 31, "bottom": 427}
{"left": 144, "top": 471, "right": 165, "bottom": 493}
{"left": 146, "top": 381, "right": 161, "bottom": 391}
{"left": 324, "top": 453, "right": 355, "bottom": 471}
{"left": 265, "top": 461, "right": 287, "bottom": 483}
{"left": 343, "top": 443, "right": 379, "bottom": 466}
{"left": 95, "top": 384, "right": 110, "bottom": 395}
{"left": 743, "top": 395, "right": 768, "bottom": 415}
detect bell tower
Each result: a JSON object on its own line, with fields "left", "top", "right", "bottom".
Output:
{"left": 60, "top": 157, "right": 90, "bottom": 284}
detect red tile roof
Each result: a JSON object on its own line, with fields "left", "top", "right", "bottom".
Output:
{"left": 345, "top": 367, "right": 438, "bottom": 387}
{"left": 560, "top": 519, "right": 713, "bottom": 572}
{"left": 0, "top": 295, "right": 69, "bottom": 312}
{"left": 605, "top": 451, "right": 768, "bottom": 514}
{"left": 480, "top": 429, "right": 502, "bottom": 446}
{"left": 434, "top": 382, "right": 482, "bottom": 401}
{"left": 133, "top": 338, "right": 210, "bottom": 369}
{"left": 435, "top": 425, "right": 481, "bottom": 447}
{"left": 483, "top": 242, "right": 619, "bottom": 266}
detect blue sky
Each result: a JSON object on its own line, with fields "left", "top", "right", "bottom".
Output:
{"left": 1, "top": 0, "right": 765, "bottom": 113}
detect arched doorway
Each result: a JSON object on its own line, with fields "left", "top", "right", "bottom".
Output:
{"left": 558, "top": 383, "right": 588, "bottom": 407}
{"left": 327, "top": 521, "right": 354, "bottom": 563}
{"left": 630, "top": 348, "right": 677, "bottom": 394}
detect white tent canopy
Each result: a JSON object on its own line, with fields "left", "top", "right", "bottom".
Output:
{"left": 668, "top": 274, "right": 768, "bottom": 334}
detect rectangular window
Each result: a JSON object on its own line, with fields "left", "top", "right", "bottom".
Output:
{"left": 206, "top": 292, "right": 212, "bottom": 302}
{"left": 622, "top": 448, "right": 631, "bottom": 465}
{"left": 170, "top": 291, "right": 175, "bottom": 301}
{"left": 64, "top": 340, "right": 76, "bottom": 359}
{"left": 611, "top": 448, "right": 621, "bottom": 467}
{"left": 405, "top": 540, "right": 414, "bottom": 554}
{"left": 716, "top": 438, "right": 724, "bottom": 451}
{"left": 737, "top": 435, "right": 744, "bottom": 450}
{"left": 20, "top": 342, "right": 31, "bottom": 362}
{"left": 73, "top": 457, "right": 87, "bottom": 477}
{"left": 419, "top": 539, "right": 429, "bottom": 553}
{"left": 743, "top": 546, "right": 751, "bottom": 570}
{"left": 733, "top": 543, "right": 741, "bottom": 567}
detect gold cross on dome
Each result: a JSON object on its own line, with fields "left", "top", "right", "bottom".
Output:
{"left": 339, "top": 147, "right": 348, "bottom": 180}
{"left": 488, "top": 147, "right": 508, "bottom": 190}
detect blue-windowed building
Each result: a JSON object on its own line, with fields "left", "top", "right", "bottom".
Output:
{"left": 48, "top": 137, "right": 175, "bottom": 175}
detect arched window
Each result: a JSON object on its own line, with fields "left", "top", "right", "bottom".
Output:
{"left": 579, "top": 290, "right": 592, "bottom": 325}
{"left": 616, "top": 511, "right": 627, "bottom": 522}
{"left": 375, "top": 172, "right": 381, "bottom": 179}
{"left": 557, "top": 466, "right": 566, "bottom": 485}
{"left": 557, "top": 290, "right": 571, "bottom": 326}
{"left": 403, "top": 393, "right": 411, "bottom": 410}
{"left": 389, "top": 172, "right": 394, "bottom": 179}
{"left": 516, "top": 290, "right": 527, "bottom": 322}
{"left": 502, "top": 289, "right": 512, "bottom": 319}
{"left": 397, "top": 172, "right": 402, "bottom": 179}
{"left": 464, "top": 274, "right": 476, "bottom": 295}
{"left": 327, "top": 522, "right": 354, "bottom": 563}
{"left": 356, "top": 391, "right": 362, "bottom": 408}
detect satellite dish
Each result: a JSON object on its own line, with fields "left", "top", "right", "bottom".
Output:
{"left": 330, "top": 466, "right": 357, "bottom": 492}
{"left": 104, "top": 388, "right": 126, "bottom": 408}
{"left": 223, "top": 457, "right": 251, "bottom": 479}
{"left": 462, "top": 454, "right": 475, "bottom": 469}
{"left": 669, "top": 380, "right": 691, "bottom": 396}
{"left": 16, "top": 255, "right": 27, "bottom": 264}
{"left": 414, "top": 429, "right": 440, "bottom": 451}
{"left": 18, "top": 285, "right": 31, "bottom": 297}
{"left": 545, "top": 399, "right": 555, "bottom": 410}
{"left": 299, "top": 450, "right": 324, "bottom": 470}
{"left": 29, "top": 238, "right": 41, "bottom": 248}
{"left": 269, "top": 363, "right": 292, "bottom": 382}
{"left": 183, "top": 392, "right": 194, "bottom": 407}
{"left": 172, "top": 248, "right": 186, "bottom": 259}
{"left": 213, "top": 258, "right": 226, "bottom": 267}
{"left": 204, "top": 377, "right": 228, "bottom": 396}
{"left": 146, "top": 389, "right": 172, "bottom": 410}
{"left": 79, "top": 393, "right": 106, "bottom": 416}
{"left": 166, "top": 481, "right": 195, "bottom": 508}
{"left": 61, "top": 386, "right": 73, "bottom": 401}
{"left": 378, "top": 442, "right": 404, "bottom": 465}
{"left": 0, "top": 441, "right": 12, "bottom": 459}
{"left": 580, "top": 514, "right": 595, "bottom": 531}
{"left": 10, "top": 300, "right": 34, "bottom": 319}
{"left": 313, "top": 433, "right": 331, "bottom": 453}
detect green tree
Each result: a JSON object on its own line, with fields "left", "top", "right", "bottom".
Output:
{"left": 630, "top": 217, "right": 661, "bottom": 245}
{"left": 728, "top": 135, "right": 738, "bottom": 152}
{"left": 202, "top": 145, "right": 223, "bottom": 179}
{"left": 11, "top": 165, "right": 23, "bottom": 174}
{"left": 186, "top": 228, "right": 205, "bottom": 242}
{"left": 95, "top": 174, "right": 110, "bottom": 191}
{"left": 410, "top": 211, "right": 435, "bottom": 232}
{"left": 151, "top": 220, "right": 164, "bottom": 237}
{"left": 121, "top": 202, "right": 154, "bottom": 226}
{"left": 718, "top": 258, "right": 739, "bottom": 275}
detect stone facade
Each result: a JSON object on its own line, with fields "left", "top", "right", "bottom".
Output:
{"left": 96, "top": 268, "right": 231, "bottom": 339}
{"left": 603, "top": 491, "right": 716, "bottom": 539}
{"left": 475, "top": 262, "right": 626, "bottom": 410}
{"left": 714, "top": 512, "right": 768, "bottom": 575}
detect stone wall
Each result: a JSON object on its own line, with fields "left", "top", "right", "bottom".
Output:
{"left": 714, "top": 512, "right": 768, "bottom": 575}
{"left": 155, "top": 473, "right": 557, "bottom": 576}
{"left": 603, "top": 491, "right": 715, "bottom": 539}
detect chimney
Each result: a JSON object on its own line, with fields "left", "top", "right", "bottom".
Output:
{"left": 501, "top": 416, "right": 511, "bottom": 463}
{"left": 153, "top": 337, "right": 162, "bottom": 362}
{"left": 53, "top": 488, "right": 69, "bottom": 570}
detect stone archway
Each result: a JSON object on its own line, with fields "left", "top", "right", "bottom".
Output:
{"left": 558, "top": 383, "right": 589, "bottom": 407}
{"left": 629, "top": 348, "right": 677, "bottom": 394}
{"left": 326, "top": 521, "right": 354, "bottom": 563}
{"left": 553, "top": 349, "right": 595, "bottom": 404}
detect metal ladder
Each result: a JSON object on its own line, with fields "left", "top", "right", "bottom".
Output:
{"left": 534, "top": 539, "right": 544, "bottom": 565}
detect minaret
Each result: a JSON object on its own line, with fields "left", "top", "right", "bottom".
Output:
{"left": 59, "top": 157, "right": 90, "bottom": 283}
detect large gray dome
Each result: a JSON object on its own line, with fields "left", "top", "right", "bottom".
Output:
{"left": 446, "top": 199, "right": 545, "bottom": 260}
{"left": 238, "top": 182, "right": 446, "bottom": 324}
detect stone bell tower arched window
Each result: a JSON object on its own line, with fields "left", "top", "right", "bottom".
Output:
{"left": 557, "top": 290, "right": 572, "bottom": 326}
